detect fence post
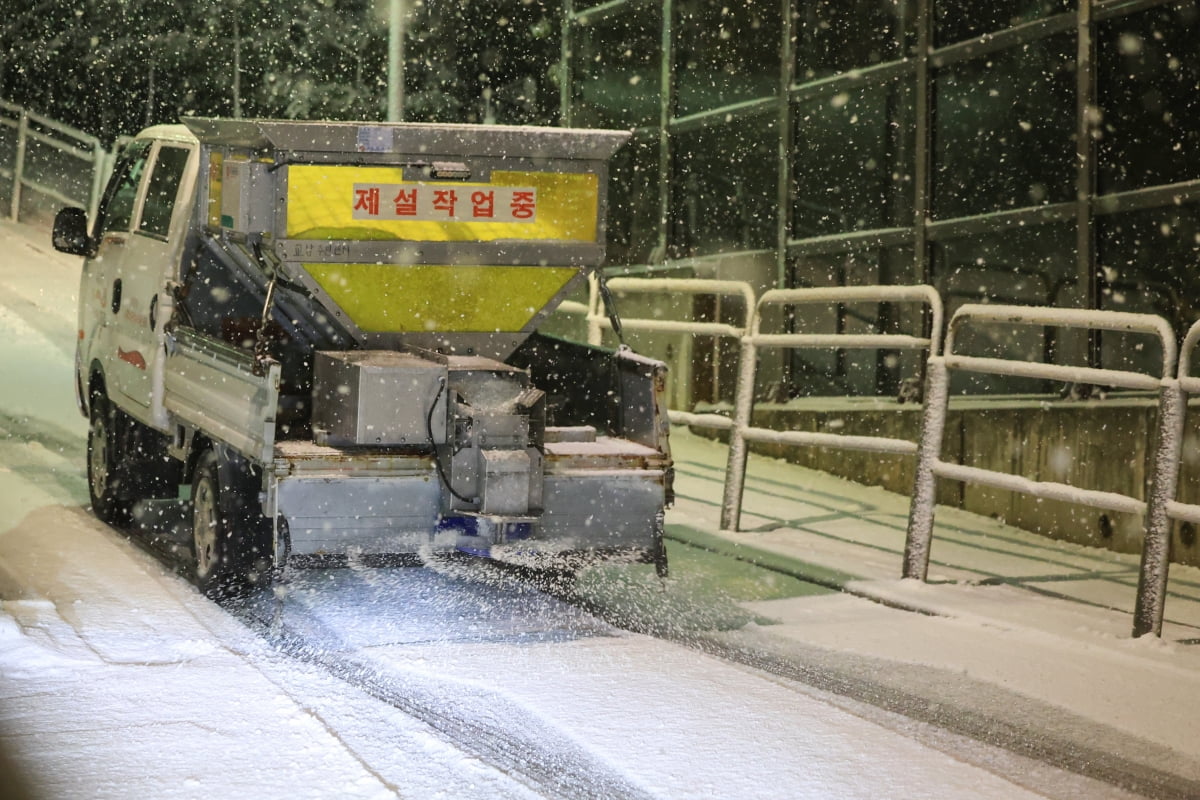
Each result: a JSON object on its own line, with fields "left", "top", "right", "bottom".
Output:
{"left": 903, "top": 355, "right": 950, "bottom": 580}
{"left": 10, "top": 107, "right": 27, "bottom": 222}
{"left": 1132, "top": 378, "right": 1185, "bottom": 637}
{"left": 719, "top": 336, "right": 758, "bottom": 531}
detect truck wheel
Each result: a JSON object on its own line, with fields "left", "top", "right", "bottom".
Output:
{"left": 88, "top": 389, "right": 181, "bottom": 526}
{"left": 191, "top": 448, "right": 272, "bottom": 598}
{"left": 87, "top": 392, "right": 134, "bottom": 525}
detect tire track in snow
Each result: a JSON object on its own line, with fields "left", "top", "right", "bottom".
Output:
{"left": 229, "top": 577, "right": 657, "bottom": 800}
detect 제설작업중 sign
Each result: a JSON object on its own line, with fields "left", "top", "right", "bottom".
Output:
{"left": 352, "top": 183, "right": 537, "bottom": 223}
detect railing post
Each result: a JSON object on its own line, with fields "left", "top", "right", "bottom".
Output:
{"left": 586, "top": 273, "right": 604, "bottom": 347}
{"left": 1132, "top": 378, "right": 1185, "bottom": 637}
{"left": 10, "top": 107, "right": 27, "bottom": 222}
{"left": 903, "top": 355, "right": 950, "bottom": 580}
{"left": 586, "top": 315, "right": 604, "bottom": 347}
{"left": 720, "top": 336, "right": 758, "bottom": 531}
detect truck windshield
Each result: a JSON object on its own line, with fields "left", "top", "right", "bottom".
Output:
{"left": 99, "top": 140, "right": 151, "bottom": 235}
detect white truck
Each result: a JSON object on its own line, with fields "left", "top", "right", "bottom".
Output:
{"left": 53, "top": 118, "right": 672, "bottom": 595}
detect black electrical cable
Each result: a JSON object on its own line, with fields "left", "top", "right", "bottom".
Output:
{"left": 427, "top": 377, "right": 475, "bottom": 504}
{"left": 596, "top": 272, "right": 625, "bottom": 345}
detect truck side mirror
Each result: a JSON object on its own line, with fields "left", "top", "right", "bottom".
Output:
{"left": 52, "top": 207, "right": 93, "bottom": 256}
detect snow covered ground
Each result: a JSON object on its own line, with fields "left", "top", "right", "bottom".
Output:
{"left": 668, "top": 431, "right": 1200, "bottom": 760}
{"left": 0, "top": 218, "right": 1196, "bottom": 799}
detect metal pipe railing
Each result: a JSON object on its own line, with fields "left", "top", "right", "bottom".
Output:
{"left": 1, "top": 100, "right": 109, "bottom": 224}
{"left": 572, "top": 280, "right": 1197, "bottom": 638}
{"left": 903, "top": 303, "right": 1180, "bottom": 637}
{"left": 586, "top": 276, "right": 756, "bottom": 343}
{"left": 1146, "top": 320, "right": 1200, "bottom": 634}
{"left": 720, "top": 284, "right": 943, "bottom": 532}
{"left": 581, "top": 275, "right": 758, "bottom": 425}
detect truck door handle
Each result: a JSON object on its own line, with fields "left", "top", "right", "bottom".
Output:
{"left": 111, "top": 279, "right": 122, "bottom": 314}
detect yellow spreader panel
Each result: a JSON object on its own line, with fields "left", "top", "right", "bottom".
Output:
{"left": 305, "top": 263, "right": 580, "bottom": 333}
{"left": 287, "top": 166, "right": 599, "bottom": 242}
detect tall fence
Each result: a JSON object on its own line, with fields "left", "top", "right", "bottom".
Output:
{"left": 564, "top": 275, "right": 1197, "bottom": 638}
{"left": 0, "top": 100, "right": 112, "bottom": 226}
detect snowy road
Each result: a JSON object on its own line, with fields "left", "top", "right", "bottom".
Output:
{"left": 1, "top": 506, "right": 1056, "bottom": 800}
{"left": 0, "top": 219, "right": 1159, "bottom": 798}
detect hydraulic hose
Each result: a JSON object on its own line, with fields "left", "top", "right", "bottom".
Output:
{"left": 426, "top": 377, "right": 475, "bottom": 504}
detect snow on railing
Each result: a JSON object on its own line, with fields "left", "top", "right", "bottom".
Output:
{"left": 1143, "top": 319, "right": 1200, "bottom": 637}
{"left": 902, "top": 303, "right": 1180, "bottom": 637}
{"left": 0, "top": 100, "right": 111, "bottom": 224}
{"left": 569, "top": 277, "right": 1197, "bottom": 637}
{"left": 720, "top": 284, "right": 944, "bottom": 532}
{"left": 1166, "top": 320, "right": 1200, "bottom": 528}
{"left": 585, "top": 276, "right": 756, "bottom": 347}
{"left": 573, "top": 275, "right": 757, "bottom": 430}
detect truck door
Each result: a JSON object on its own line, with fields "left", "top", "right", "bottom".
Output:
{"left": 107, "top": 141, "right": 194, "bottom": 420}
{"left": 80, "top": 140, "right": 151, "bottom": 410}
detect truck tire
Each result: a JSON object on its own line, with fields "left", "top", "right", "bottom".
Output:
{"left": 190, "top": 447, "right": 273, "bottom": 598}
{"left": 87, "top": 388, "right": 181, "bottom": 526}
{"left": 87, "top": 392, "right": 135, "bottom": 525}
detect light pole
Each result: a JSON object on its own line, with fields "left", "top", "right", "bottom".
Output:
{"left": 387, "top": 0, "right": 405, "bottom": 121}
{"left": 232, "top": 5, "right": 242, "bottom": 118}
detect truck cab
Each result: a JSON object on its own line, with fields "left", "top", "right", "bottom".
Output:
{"left": 72, "top": 127, "right": 198, "bottom": 425}
{"left": 54, "top": 118, "right": 672, "bottom": 595}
